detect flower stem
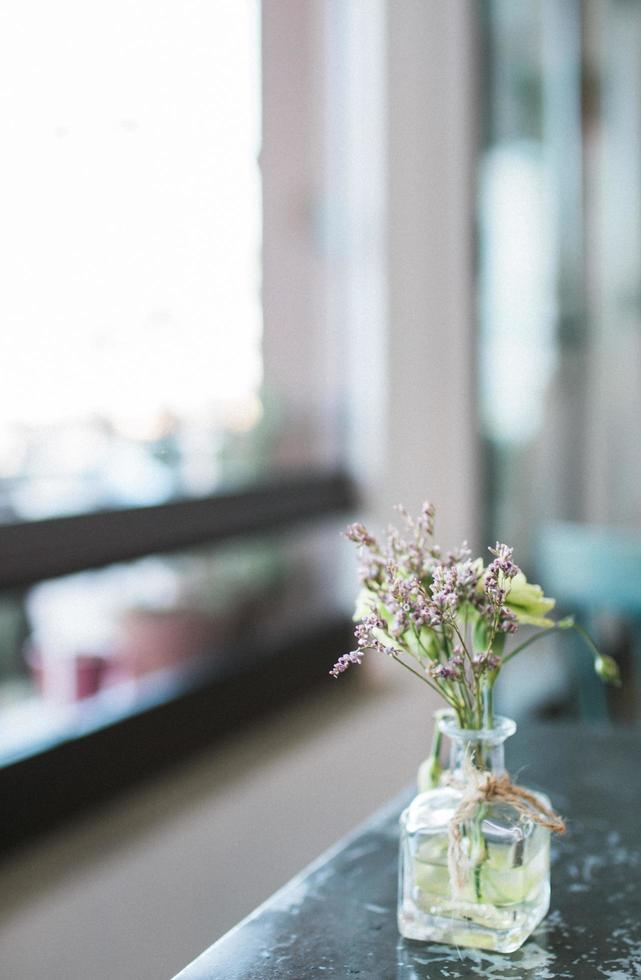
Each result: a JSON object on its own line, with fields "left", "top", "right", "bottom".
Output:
{"left": 482, "top": 680, "right": 494, "bottom": 730}
{"left": 391, "top": 653, "right": 458, "bottom": 706}
{"left": 501, "top": 623, "right": 572, "bottom": 665}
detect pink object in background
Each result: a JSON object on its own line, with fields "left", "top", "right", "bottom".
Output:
{"left": 114, "top": 609, "right": 221, "bottom": 678}
{"left": 26, "top": 646, "right": 108, "bottom": 702}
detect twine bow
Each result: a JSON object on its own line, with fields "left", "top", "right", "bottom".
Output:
{"left": 446, "top": 766, "right": 565, "bottom": 895}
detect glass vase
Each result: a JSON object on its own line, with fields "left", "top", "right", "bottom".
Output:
{"left": 398, "top": 713, "right": 551, "bottom": 953}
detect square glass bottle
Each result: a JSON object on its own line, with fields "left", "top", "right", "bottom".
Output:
{"left": 398, "top": 714, "right": 551, "bottom": 953}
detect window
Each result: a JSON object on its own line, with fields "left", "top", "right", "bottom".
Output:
{"left": 0, "top": 0, "right": 262, "bottom": 522}
{"left": 0, "top": 1, "right": 355, "bottom": 846}
{"left": 478, "top": 0, "right": 641, "bottom": 718}
{"left": 479, "top": 0, "right": 641, "bottom": 556}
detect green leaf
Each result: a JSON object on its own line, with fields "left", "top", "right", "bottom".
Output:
{"left": 403, "top": 629, "right": 424, "bottom": 661}
{"left": 417, "top": 755, "right": 442, "bottom": 791}
{"left": 416, "top": 628, "right": 440, "bottom": 660}
{"left": 491, "top": 632, "right": 506, "bottom": 658}
{"left": 473, "top": 616, "right": 490, "bottom": 653}
{"left": 353, "top": 585, "right": 377, "bottom": 621}
{"left": 504, "top": 572, "right": 556, "bottom": 627}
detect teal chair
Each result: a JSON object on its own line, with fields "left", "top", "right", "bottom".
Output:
{"left": 536, "top": 522, "right": 641, "bottom": 722}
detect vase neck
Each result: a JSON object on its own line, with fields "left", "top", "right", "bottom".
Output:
{"left": 437, "top": 713, "right": 516, "bottom": 777}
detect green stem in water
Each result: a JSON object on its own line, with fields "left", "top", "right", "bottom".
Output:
{"left": 419, "top": 711, "right": 447, "bottom": 789}
{"left": 482, "top": 679, "right": 494, "bottom": 730}
{"left": 473, "top": 803, "right": 489, "bottom": 901}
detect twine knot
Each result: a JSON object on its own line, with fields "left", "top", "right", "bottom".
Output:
{"left": 446, "top": 765, "right": 565, "bottom": 894}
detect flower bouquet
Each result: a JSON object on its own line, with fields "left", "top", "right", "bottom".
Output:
{"left": 331, "top": 503, "right": 619, "bottom": 952}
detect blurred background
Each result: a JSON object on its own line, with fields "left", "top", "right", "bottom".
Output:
{"left": 0, "top": 1, "right": 640, "bottom": 977}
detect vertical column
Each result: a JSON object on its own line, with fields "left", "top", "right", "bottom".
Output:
{"left": 383, "top": 0, "right": 480, "bottom": 546}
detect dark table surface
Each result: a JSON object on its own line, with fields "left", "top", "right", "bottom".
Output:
{"left": 174, "top": 724, "right": 641, "bottom": 980}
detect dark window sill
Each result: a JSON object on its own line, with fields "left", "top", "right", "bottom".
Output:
{"left": 0, "top": 618, "right": 353, "bottom": 856}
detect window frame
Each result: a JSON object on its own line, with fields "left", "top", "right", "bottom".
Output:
{"left": 0, "top": 471, "right": 354, "bottom": 589}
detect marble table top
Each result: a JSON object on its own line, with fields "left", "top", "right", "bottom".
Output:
{"left": 174, "top": 724, "right": 641, "bottom": 979}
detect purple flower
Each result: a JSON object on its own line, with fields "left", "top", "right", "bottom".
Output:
{"left": 498, "top": 607, "right": 519, "bottom": 634}
{"left": 383, "top": 501, "right": 438, "bottom": 579}
{"left": 354, "top": 612, "right": 385, "bottom": 649}
{"left": 344, "top": 523, "right": 386, "bottom": 586}
{"left": 329, "top": 650, "right": 364, "bottom": 678}
{"left": 445, "top": 540, "right": 472, "bottom": 565}
{"left": 427, "top": 590, "right": 458, "bottom": 626}
{"left": 337, "top": 501, "right": 614, "bottom": 729}
{"left": 484, "top": 544, "right": 521, "bottom": 620}
{"left": 431, "top": 654, "right": 464, "bottom": 682}
{"left": 344, "top": 522, "right": 377, "bottom": 547}
{"left": 417, "top": 500, "right": 436, "bottom": 538}
{"left": 487, "top": 543, "right": 520, "bottom": 580}
{"left": 472, "top": 652, "right": 501, "bottom": 674}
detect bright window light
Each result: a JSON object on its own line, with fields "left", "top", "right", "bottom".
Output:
{"left": 0, "top": 0, "right": 261, "bottom": 519}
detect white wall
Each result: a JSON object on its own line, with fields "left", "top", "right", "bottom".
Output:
{"left": 383, "top": 0, "right": 479, "bottom": 547}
